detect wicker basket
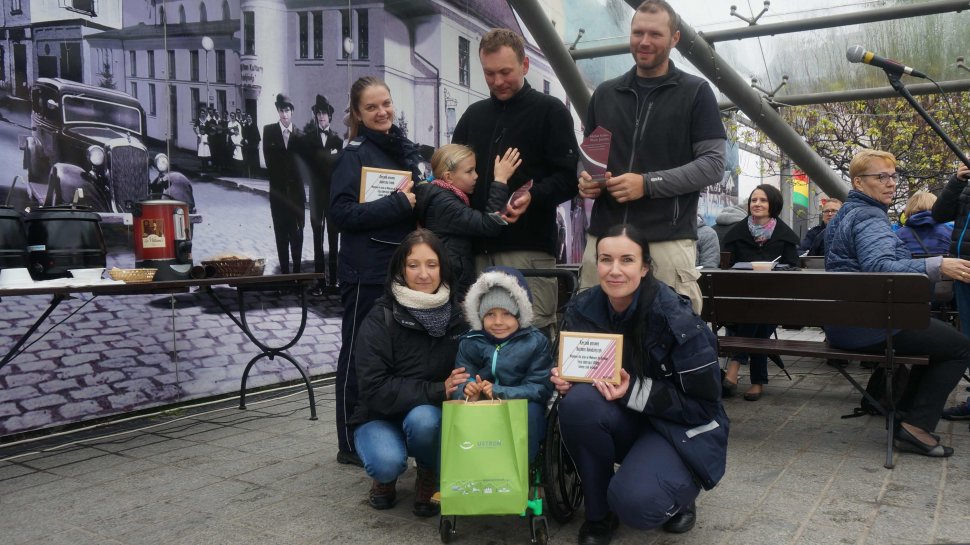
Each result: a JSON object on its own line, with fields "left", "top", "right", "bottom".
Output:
{"left": 250, "top": 258, "right": 266, "bottom": 276}
{"left": 108, "top": 268, "right": 158, "bottom": 283}
{"left": 201, "top": 258, "right": 255, "bottom": 278}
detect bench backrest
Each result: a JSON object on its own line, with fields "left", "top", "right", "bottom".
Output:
{"left": 699, "top": 270, "right": 931, "bottom": 330}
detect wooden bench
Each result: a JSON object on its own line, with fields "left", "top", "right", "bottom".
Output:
{"left": 699, "top": 269, "right": 932, "bottom": 469}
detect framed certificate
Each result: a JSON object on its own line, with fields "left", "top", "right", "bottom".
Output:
{"left": 359, "top": 167, "right": 411, "bottom": 203}
{"left": 557, "top": 331, "right": 623, "bottom": 385}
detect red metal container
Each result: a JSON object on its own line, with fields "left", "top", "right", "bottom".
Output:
{"left": 133, "top": 199, "right": 192, "bottom": 280}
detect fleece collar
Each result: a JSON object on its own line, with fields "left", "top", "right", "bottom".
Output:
{"left": 463, "top": 270, "right": 534, "bottom": 329}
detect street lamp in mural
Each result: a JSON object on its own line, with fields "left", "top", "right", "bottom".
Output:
{"left": 202, "top": 36, "right": 214, "bottom": 107}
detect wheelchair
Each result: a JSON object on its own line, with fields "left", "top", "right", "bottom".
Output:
{"left": 438, "top": 268, "right": 584, "bottom": 544}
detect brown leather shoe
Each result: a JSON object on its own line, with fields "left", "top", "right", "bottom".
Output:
{"left": 413, "top": 467, "right": 440, "bottom": 517}
{"left": 368, "top": 479, "right": 397, "bottom": 510}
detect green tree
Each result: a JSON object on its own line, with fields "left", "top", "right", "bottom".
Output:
{"left": 739, "top": 92, "right": 970, "bottom": 215}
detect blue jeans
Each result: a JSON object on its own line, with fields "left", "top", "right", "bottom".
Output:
{"left": 354, "top": 405, "right": 442, "bottom": 484}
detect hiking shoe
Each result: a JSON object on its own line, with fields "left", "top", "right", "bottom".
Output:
{"left": 336, "top": 451, "right": 363, "bottom": 467}
{"left": 368, "top": 479, "right": 397, "bottom": 510}
{"left": 942, "top": 397, "right": 970, "bottom": 420}
{"left": 413, "top": 467, "right": 440, "bottom": 517}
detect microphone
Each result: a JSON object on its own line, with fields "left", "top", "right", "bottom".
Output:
{"left": 846, "top": 45, "right": 928, "bottom": 79}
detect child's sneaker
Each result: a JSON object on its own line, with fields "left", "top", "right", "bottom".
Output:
{"left": 942, "top": 397, "right": 970, "bottom": 420}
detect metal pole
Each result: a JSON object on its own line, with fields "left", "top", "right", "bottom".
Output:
{"left": 507, "top": 0, "right": 592, "bottom": 117}
{"left": 718, "top": 78, "right": 970, "bottom": 110}
{"left": 572, "top": 0, "right": 970, "bottom": 60}
{"left": 656, "top": 8, "right": 848, "bottom": 199}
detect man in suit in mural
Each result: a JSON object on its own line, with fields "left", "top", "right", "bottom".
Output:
{"left": 262, "top": 93, "right": 305, "bottom": 274}
{"left": 242, "top": 113, "right": 261, "bottom": 178}
{"left": 302, "top": 95, "right": 344, "bottom": 296}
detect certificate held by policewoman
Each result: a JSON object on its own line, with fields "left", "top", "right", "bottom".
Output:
{"left": 557, "top": 331, "right": 623, "bottom": 385}
{"left": 359, "top": 167, "right": 411, "bottom": 203}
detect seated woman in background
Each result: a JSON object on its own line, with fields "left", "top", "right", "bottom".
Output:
{"left": 350, "top": 229, "right": 470, "bottom": 515}
{"left": 896, "top": 191, "right": 952, "bottom": 255}
{"left": 826, "top": 149, "right": 970, "bottom": 457}
{"left": 720, "top": 184, "right": 800, "bottom": 401}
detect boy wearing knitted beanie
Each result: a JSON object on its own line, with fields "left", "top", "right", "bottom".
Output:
{"left": 456, "top": 266, "right": 554, "bottom": 462}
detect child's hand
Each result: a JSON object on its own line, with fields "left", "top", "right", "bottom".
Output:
{"left": 480, "top": 379, "right": 494, "bottom": 400}
{"left": 463, "top": 380, "right": 481, "bottom": 399}
{"left": 493, "top": 148, "right": 522, "bottom": 184}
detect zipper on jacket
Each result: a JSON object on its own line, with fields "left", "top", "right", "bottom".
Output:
{"left": 490, "top": 341, "right": 509, "bottom": 386}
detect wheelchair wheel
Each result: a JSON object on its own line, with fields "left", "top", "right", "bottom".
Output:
{"left": 438, "top": 516, "right": 455, "bottom": 543}
{"left": 542, "top": 398, "right": 583, "bottom": 523}
{"left": 530, "top": 515, "right": 549, "bottom": 545}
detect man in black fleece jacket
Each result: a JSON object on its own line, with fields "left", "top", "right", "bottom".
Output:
{"left": 452, "top": 28, "right": 578, "bottom": 332}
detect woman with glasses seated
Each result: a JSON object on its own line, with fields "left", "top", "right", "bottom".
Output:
{"left": 825, "top": 149, "right": 970, "bottom": 458}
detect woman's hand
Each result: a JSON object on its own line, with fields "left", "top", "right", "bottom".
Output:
{"left": 941, "top": 257, "right": 970, "bottom": 283}
{"left": 593, "top": 369, "right": 630, "bottom": 401}
{"left": 493, "top": 148, "right": 522, "bottom": 184}
{"left": 957, "top": 162, "right": 970, "bottom": 181}
{"left": 550, "top": 367, "right": 572, "bottom": 396}
{"left": 399, "top": 179, "right": 416, "bottom": 208}
{"left": 578, "top": 170, "right": 604, "bottom": 199}
{"left": 445, "top": 367, "right": 470, "bottom": 397}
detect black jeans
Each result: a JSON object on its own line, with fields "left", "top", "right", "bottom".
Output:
{"left": 855, "top": 318, "right": 970, "bottom": 431}
{"left": 335, "top": 282, "right": 383, "bottom": 454}
{"left": 725, "top": 323, "right": 776, "bottom": 384}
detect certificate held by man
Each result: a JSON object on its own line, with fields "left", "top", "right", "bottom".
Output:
{"left": 557, "top": 331, "right": 623, "bottom": 385}
{"left": 359, "top": 166, "right": 411, "bottom": 203}
{"left": 580, "top": 126, "right": 612, "bottom": 183}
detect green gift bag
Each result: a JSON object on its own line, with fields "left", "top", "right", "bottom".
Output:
{"left": 440, "top": 399, "right": 529, "bottom": 515}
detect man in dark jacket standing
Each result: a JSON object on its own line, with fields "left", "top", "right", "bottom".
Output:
{"left": 576, "top": 0, "right": 726, "bottom": 314}
{"left": 798, "top": 198, "right": 841, "bottom": 256}
{"left": 262, "top": 93, "right": 305, "bottom": 274}
{"left": 452, "top": 28, "right": 578, "bottom": 333}
{"left": 302, "top": 95, "right": 343, "bottom": 294}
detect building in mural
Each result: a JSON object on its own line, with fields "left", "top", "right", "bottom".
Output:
{"left": 0, "top": 0, "right": 123, "bottom": 99}
{"left": 80, "top": 0, "right": 575, "bottom": 159}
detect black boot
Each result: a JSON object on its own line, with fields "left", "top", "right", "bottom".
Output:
{"left": 662, "top": 501, "right": 696, "bottom": 534}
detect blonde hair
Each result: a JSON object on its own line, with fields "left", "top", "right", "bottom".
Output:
{"left": 848, "top": 149, "right": 897, "bottom": 183}
{"left": 903, "top": 191, "right": 937, "bottom": 221}
{"left": 431, "top": 144, "right": 475, "bottom": 180}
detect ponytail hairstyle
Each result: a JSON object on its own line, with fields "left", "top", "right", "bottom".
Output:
{"left": 595, "top": 224, "right": 655, "bottom": 380}
{"left": 347, "top": 76, "right": 391, "bottom": 140}
{"left": 431, "top": 143, "right": 475, "bottom": 180}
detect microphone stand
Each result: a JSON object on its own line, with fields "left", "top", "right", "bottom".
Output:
{"left": 886, "top": 72, "right": 970, "bottom": 169}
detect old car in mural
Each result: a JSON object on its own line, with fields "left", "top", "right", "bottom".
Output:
{"left": 15, "top": 78, "right": 195, "bottom": 213}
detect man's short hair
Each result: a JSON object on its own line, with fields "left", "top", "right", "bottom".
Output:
{"left": 479, "top": 28, "right": 525, "bottom": 63}
{"left": 636, "top": 0, "right": 680, "bottom": 34}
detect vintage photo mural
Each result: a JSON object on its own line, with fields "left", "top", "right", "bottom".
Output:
{"left": 0, "top": 0, "right": 737, "bottom": 436}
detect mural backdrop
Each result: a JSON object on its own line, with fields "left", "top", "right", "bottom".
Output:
{"left": 0, "top": 0, "right": 736, "bottom": 437}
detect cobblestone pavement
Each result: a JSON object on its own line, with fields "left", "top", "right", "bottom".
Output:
{"left": 1, "top": 103, "right": 342, "bottom": 436}
{"left": 1, "top": 334, "right": 969, "bottom": 545}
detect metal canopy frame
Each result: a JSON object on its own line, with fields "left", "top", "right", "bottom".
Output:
{"left": 508, "top": 0, "right": 970, "bottom": 200}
